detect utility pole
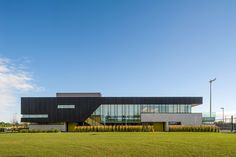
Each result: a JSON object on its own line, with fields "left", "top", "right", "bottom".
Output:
{"left": 220, "top": 107, "right": 224, "bottom": 122}
{"left": 209, "top": 78, "right": 216, "bottom": 118}
{"left": 231, "top": 115, "right": 234, "bottom": 132}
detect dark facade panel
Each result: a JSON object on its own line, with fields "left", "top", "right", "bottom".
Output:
{"left": 101, "top": 97, "right": 202, "bottom": 105}
{"left": 21, "top": 97, "right": 101, "bottom": 123}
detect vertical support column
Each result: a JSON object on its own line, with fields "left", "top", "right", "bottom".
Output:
{"left": 66, "top": 122, "right": 68, "bottom": 132}
{"left": 165, "top": 122, "right": 169, "bottom": 132}
{"left": 231, "top": 116, "right": 234, "bottom": 132}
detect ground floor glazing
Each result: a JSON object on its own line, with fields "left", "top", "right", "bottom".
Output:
{"left": 91, "top": 104, "right": 192, "bottom": 124}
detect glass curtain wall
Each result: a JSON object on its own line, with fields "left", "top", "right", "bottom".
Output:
{"left": 92, "top": 104, "right": 192, "bottom": 124}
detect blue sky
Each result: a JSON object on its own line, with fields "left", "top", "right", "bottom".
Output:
{"left": 0, "top": 0, "right": 236, "bottom": 122}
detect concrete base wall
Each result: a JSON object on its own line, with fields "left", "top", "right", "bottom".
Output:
{"left": 141, "top": 113, "right": 202, "bottom": 125}
{"left": 29, "top": 123, "right": 66, "bottom": 131}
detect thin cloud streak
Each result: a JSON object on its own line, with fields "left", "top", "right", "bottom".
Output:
{"left": 0, "top": 57, "right": 40, "bottom": 116}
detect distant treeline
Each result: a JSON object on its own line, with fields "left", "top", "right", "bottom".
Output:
{"left": 0, "top": 122, "right": 24, "bottom": 127}
{"left": 0, "top": 122, "right": 13, "bottom": 127}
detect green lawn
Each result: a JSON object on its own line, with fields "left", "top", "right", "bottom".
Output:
{"left": 0, "top": 132, "right": 235, "bottom": 157}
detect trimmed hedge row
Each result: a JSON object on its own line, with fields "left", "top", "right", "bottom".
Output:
{"left": 19, "top": 129, "right": 60, "bottom": 133}
{"left": 75, "top": 125, "right": 219, "bottom": 132}
{"left": 75, "top": 125, "right": 154, "bottom": 132}
{"left": 169, "top": 125, "right": 219, "bottom": 132}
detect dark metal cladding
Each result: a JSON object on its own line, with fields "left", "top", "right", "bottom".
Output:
{"left": 21, "top": 97, "right": 101, "bottom": 123}
{"left": 101, "top": 97, "right": 202, "bottom": 104}
{"left": 21, "top": 97, "right": 202, "bottom": 123}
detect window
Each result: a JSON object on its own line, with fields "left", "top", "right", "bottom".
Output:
{"left": 22, "top": 114, "right": 48, "bottom": 118}
{"left": 57, "top": 105, "right": 75, "bottom": 109}
{"left": 154, "top": 105, "right": 159, "bottom": 113}
{"left": 160, "top": 104, "right": 166, "bottom": 112}
{"left": 168, "top": 105, "right": 174, "bottom": 113}
{"left": 179, "top": 105, "right": 185, "bottom": 113}
{"left": 173, "top": 105, "right": 178, "bottom": 113}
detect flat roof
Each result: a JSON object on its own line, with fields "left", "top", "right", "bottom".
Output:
{"left": 56, "top": 92, "right": 101, "bottom": 97}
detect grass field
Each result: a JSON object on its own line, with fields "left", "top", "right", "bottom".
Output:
{"left": 0, "top": 132, "right": 235, "bottom": 157}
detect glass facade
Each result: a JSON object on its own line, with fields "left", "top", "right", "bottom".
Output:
{"left": 92, "top": 104, "right": 192, "bottom": 124}
{"left": 202, "top": 112, "right": 216, "bottom": 122}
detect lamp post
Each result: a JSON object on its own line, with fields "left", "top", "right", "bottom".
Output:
{"left": 220, "top": 107, "right": 224, "bottom": 122}
{"left": 209, "top": 78, "right": 216, "bottom": 118}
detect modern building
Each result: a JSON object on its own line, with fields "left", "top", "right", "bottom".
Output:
{"left": 21, "top": 92, "right": 203, "bottom": 131}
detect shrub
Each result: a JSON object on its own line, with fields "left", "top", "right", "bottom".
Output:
{"left": 169, "top": 125, "right": 219, "bottom": 132}
{"left": 19, "top": 129, "right": 29, "bottom": 133}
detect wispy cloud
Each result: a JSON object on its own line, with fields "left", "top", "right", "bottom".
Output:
{"left": 0, "top": 57, "right": 40, "bottom": 121}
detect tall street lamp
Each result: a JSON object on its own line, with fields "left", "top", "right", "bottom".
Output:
{"left": 209, "top": 78, "right": 216, "bottom": 118}
{"left": 220, "top": 107, "right": 224, "bottom": 122}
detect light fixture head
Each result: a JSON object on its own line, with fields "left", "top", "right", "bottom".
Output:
{"left": 209, "top": 78, "right": 216, "bottom": 83}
